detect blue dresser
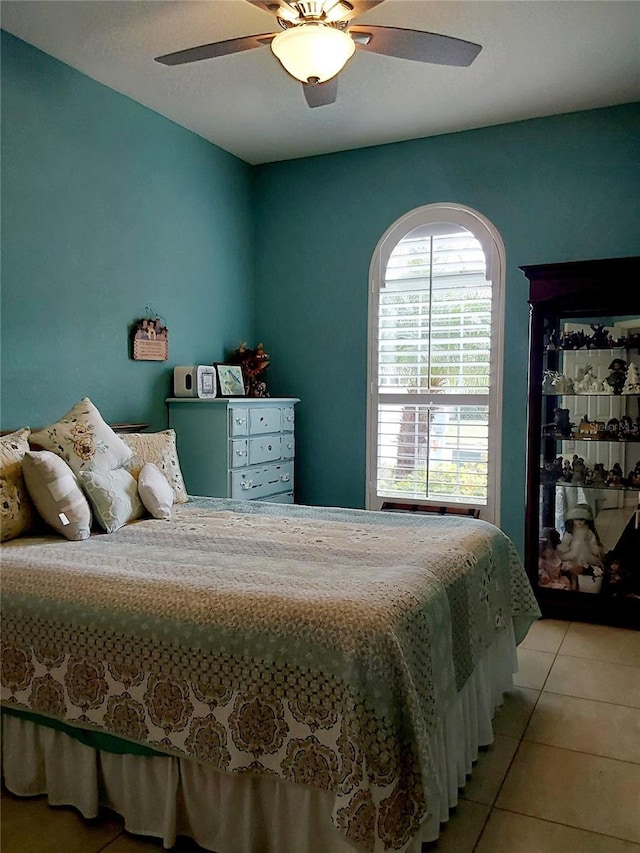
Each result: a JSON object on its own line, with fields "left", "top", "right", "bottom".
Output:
{"left": 166, "top": 398, "right": 299, "bottom": 502}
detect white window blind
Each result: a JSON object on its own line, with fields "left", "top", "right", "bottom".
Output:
{"left": 371, "top": 222, "right": 498, "bottom": 511}
{"left": 379, "top": 232, "right": 491, "bottom": 395}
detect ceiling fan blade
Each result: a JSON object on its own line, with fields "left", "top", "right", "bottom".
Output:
{"left": 337, "top": 1, "right": 387, "bottom": 22}
{"left": 245, "top": 1, "right": 284, "bottom": 14}
{"left": 349, "top": 25, "right": 481, "bottom": 67}
{"left": 155, "top": 33, "right": 276, "bottom": 66}
{"left": 303, "top": 77, "right": 338, "bottom": 108}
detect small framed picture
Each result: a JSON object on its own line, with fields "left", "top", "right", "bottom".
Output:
{"left": 215, "top": 363, "right": 246, "bottom": 397}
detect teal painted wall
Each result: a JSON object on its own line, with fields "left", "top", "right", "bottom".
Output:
{"left": 252, "top": 104, "right": 640, "bottom": 551}
{"left": 1, "top": 31, "right": 254, "bottom": 432}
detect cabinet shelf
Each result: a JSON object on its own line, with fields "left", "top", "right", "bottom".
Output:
{"left": 542, "top": 393, "right": 640, "bottom": 398}
{"left": 542, "top": 433, "right": 640, "bottom": 443}
{"left": 521, "top": 256, "right": 640, "bottom": 628}
{"left": 550, "top": 481, "right": 640, "bottom": 493}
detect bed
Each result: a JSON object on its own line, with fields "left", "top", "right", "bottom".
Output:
{"left": 2, "top": 495, "right": 540, "bottom": 853}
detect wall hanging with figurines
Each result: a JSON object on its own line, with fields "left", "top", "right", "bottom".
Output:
{"left": 130, "top": 308, "right": 169, "bottom": 361}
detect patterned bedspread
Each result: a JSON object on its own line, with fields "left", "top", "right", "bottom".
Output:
{"left": 1, "top": 498, "right": 540, "bottom": 852}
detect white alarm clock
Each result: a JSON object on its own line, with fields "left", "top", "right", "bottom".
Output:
{"left": 173, "top": 366, "right": 217, "bottom": 398}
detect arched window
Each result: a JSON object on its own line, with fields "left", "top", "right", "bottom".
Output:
{"left": 367, "top": 204, "right": 506, "bottom": 524}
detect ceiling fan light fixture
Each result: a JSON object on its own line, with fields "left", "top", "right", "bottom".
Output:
{"left": 271, "top": 23, "right": 355, "bottom": 83}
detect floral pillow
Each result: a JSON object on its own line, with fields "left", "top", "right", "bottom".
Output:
{"left": 120, "top": 430, "right": 188, "bottom": 503}
{"left": 1, "top": 428, "right": 34, "bottom": 542}
{"left": 30, "top": 398, "right": 132, "bottom": 476}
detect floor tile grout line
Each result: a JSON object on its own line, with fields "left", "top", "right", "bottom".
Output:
{"left": 469, "top": 672, "right": 546, "bottom": 851}
{"left": 95, "top": 828, "right": 125, "bottom": 853}
{"left": 536, "top": 633, "right": 562, "bottom": 694}
{"left": 537, "top": 687, "right": 640, "bottom": 710}
{"left": 472, "top": 690, "right": 542, "bottom": 840}
{"left": 551, "top": 652, "right": 640, "bottom": 670}
{"left": 519, "top": 733, "right": 640, "bottom": 766}
{"left": 469, "top": 804, "right": 493, "bottom": 853}
{"left": 513, "top": 738, "right": 640, "bottom": 767}
{"left": 493, "top": 804, "right": 640, "bottom": 846}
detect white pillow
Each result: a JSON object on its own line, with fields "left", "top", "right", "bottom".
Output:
{"left": 30, "top": 397, "right": 133, "bottom": 476}
{"left": 138, "top": 463, "right": 173, "bottom": 520}
{"left": 120, "top": 430, "right": 188, "bottom": 503}
{"left": 79, "top": 468, "right": 144, "bottom": 534}
{"left": 22, "top": 451, "right": 92, "bottom": 541}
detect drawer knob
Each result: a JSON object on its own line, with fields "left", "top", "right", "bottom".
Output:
{"left": 236, "top": 449, "right": 247, "bottom": 456}
{"left": 286, "top": 416, "right": 293, "bottom": 421}
{"left": 241, "top": 480, "right": 253, "bottom": 490}
{"left": 281, "top": 473, "right": 291, "bottom": 482}
{"left": 235, "top": 418, "right": 245, "bottom": 425}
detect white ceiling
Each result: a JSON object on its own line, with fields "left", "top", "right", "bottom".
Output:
{"left": 2, "top": 0, "right": 639, "bottom": 165}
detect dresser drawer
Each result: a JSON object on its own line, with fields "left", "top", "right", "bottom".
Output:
{"left": 281, "top": 406, "right": 295, "bottom": 431}
{"left": 229, "top": 407, "right": 249, "bottom": 436}
{"left": 258, "top": 492, "right": 294, "bottom": 504}
{"left": 248, "top": 407, "right": 282, "bottom": 435}
{"left": 231, "top": 461, "right": 294, "bottom": 500}
{"left": 248, "top": 435, "right": 281, "bottom": 465}
{"left": 230, "top": 439, "right": 248, "bottom": 468}
{"left": 281, "top": 433, "right": 295, "bottom": 460}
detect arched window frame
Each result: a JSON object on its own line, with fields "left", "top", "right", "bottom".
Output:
{"left": 366, "top": 203, "right": 506, "bottom": 525}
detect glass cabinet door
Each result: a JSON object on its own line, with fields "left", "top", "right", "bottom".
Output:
{"left": 521, "top": 257, "right": 640, "bottom": 627}
{"left": 538, "top": 318, "right": 639, "bottom": 599}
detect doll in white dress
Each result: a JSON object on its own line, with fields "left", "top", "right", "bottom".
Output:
{"left": 557, "top": 503, "right": 605, "bottom": 590}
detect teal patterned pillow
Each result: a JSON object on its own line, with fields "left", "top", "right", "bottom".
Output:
{"left": 30, "top": 398, "right": 132, "bottom": 476}
{"left": 79, "top": 468, "right": 144, "bottom": 534}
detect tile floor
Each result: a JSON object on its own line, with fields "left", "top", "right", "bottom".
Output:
{"left": 2, "top": 619, "right": 639, "bottom": 852}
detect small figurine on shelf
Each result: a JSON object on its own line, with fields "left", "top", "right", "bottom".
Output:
{"left": 575, "top": 364, "right": 596, "bottom": 394}
{"left": 592, "top": 463, "right": 608, "bottom": 488}
{"left": 602, "top": 558, "right": 631, "bottom": 597}
{"left": 538, "top": 528, "right": 571, "bottom": 589}
{"left": 589, "top": 324, "right": 612, "bottom": 348}
{"left": 546, "top": 328, "right": 560, "bottom": 351}
{"left": 627, "top": 461, "right": 640, "bottom": 488}
{"left": 622, "top": 361, "right": 640, "bottom": 394}
{"left": 557, "top": 503, "right": 605, "bottom": 591}
{"left": 607, "top": 463, "right": 624, "bottom": 487}
{"left": 542, "top": 370, "right": 558, "bottom": 394}
{"left": 604, "top": 358, "right": 627, "bottom": 395}
{"left": 620, "top": 416, "right": 634, "bottom": 438}
{"left": 555, "top": 374, "right": 575, "bottom": 394}
{"left": 553, "top": 408, "right": 573, "bottom": 437}
{"left": 560, "top": 330, "right": 589, "bottom": 350}
{"left": 571, "top": 455, "right": 586, "bottom": 484}
{"left": 606, "top": 417, "right": 621, "bottom": 438}
{"left": 577, "top": 416, "right": 603, "bottom": 438}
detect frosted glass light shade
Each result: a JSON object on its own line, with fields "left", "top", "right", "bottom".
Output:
{"left": 271, "top": 24, "right": 355, "bottom": 83}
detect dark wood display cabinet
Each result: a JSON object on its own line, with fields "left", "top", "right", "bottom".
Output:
{"left": 521, "top": 257, "right": 640, "bottom": 629}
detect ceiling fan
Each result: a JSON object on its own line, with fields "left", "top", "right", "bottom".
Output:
{"left": 155, "top": 0, "right": 482, "bottom": 108}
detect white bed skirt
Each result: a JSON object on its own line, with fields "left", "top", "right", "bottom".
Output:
{"left": 1, "top": 622, "right": 517, "bottom": 853}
